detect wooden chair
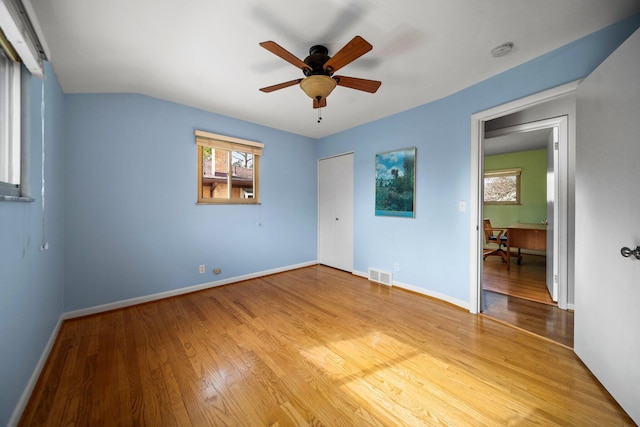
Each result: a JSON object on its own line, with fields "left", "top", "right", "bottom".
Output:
{"left": 483, "top": 218, "right": 509, "bottom": 263}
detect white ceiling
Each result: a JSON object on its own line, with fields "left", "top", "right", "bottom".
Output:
{"left": 26, "top": 0, "right": 640, "bottom": 139}
{"left": 484, "top": 128, "right": 551, "bottom": 156}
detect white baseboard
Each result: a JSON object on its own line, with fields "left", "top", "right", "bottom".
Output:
{"left": 352, "top": 270, "right": 368, "bottom": 279}
{"left": 64, "top": 261, "right": 318, "bottom": 320}
{"left": 8, "top": 316, "right": 63, "bottom": 427}
{"left": 393, "top": 280, "right": 470, "bottom": 310}
{"left": 353, "top": 270, "right": 470, "bottom": 311}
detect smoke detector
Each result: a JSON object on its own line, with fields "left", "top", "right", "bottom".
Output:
{"left": 491, "top": 42, "right": 514, "bottom": 58}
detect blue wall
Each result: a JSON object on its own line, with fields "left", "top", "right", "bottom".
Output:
{"left": 2, "top": 13, "right": 639, "bottom": 426}
{"left": 0, "top": 63, "right": 66, "bottom": 425}
{"left": 64, "top": 94, "right": 318, "bottom": 311}
{"left": 317, "top": 14, "right": 640, "bottom": 303}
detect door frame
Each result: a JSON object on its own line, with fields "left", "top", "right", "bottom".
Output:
{"left": 468, "top": 81, "right": 579, "bottom": 314}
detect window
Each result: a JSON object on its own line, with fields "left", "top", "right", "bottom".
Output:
{"left": 484, "top": 168, "right": 521, "bottom": 205}
{"left": 0, "top": 41, "right": 21, "bottom": 197}
{"left": 196, "top": 130, "right": 263, "bottom": 204}
{"left": 1, "top": 0, "right": 44, "bottom": 200}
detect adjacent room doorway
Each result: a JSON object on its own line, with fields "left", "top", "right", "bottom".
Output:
{"left": 480, "top": 118, "right": 573, "bottom": 346}
{"left": 468, "top": 83, "right": 577, "bottom": 345}
{"left": 483, "top": 118, "right": 565, "bottom": 300}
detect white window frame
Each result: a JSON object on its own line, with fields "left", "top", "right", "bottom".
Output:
{"left": 1, "top": 0, "right": 45, "bottom": 201}
{"left": 195, "top": 130, "right": 263, "bottom": 205}
{"left": 0, "top": 47, "right": 22, "bottom": 198}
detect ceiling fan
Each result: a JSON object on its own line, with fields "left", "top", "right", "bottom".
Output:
{"left": 259, "top": 36, "right": 382, "bottom": 109}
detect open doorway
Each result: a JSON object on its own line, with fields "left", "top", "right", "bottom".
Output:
{"left": 468, "top": 83, "right": 578, "bottom": 347}
{"left": 480, "top": 120, "right": 574, "bottom": 347}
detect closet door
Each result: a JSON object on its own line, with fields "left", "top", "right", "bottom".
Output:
{"left": 318, "top": 154, "right": 353, "bottom": 271}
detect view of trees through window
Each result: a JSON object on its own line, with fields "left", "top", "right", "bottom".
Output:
{"left": 484, "top": 170, "right": 520, "bottom": 204}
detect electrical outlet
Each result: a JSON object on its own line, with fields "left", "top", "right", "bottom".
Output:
{"left": 199, "top": 264, "right": 205, "bottom": 274}
{"left": 394, "top": 263, "right": 400, "bottom": 271}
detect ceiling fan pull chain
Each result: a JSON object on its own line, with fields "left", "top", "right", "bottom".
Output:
{"left": 317, "top": 107, "right": 323, "bottom": 123}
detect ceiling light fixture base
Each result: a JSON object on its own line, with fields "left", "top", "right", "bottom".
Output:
{"left": 491, "top": 42, "right": 514, "bottom": 58}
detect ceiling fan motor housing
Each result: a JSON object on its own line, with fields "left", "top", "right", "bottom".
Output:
{"left": 304, "top": 45, "right": 332, "bottom": 76}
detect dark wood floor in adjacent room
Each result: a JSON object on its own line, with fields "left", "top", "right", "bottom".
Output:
{"left": 482, "top": 254, "right": 574, "bottom": 348}
{"left": 20, "top": 265, "right": 628, "bottom": 426}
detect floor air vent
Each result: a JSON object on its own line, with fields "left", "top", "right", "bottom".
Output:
{"left": 368, "top": 268, "right": 392, "bottom": 286}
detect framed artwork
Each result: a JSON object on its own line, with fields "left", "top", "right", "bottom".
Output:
{"left": 375, "top": 147, "right": 416, "bottom": 217}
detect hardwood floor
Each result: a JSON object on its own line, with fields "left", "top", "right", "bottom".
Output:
{"left": 482, "top": 291, "right": 574, "bottom": 348}
{"left": 20, "top": 265, "right": 632, "bottom": 426}
{"left": 482, "top": 254, "right": 574, "bottom": 347}
{"left": 483, "top": 255, "right": 552, "bottom": 305}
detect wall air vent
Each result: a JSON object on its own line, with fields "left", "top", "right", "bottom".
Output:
{"left": 368, "top": 268, "right": 392, "bottom": 286}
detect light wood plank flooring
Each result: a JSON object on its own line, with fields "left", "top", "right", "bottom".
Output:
{"left": 482, "top": 255, "right": 574, "bottom": 348}
{"left": 20, "top": 265, "right": 631, "bottom": 426}
{"left": 483, "top": 254, "right": 552, "bottom": 305}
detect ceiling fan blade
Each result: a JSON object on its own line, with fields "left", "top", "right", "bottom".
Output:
{"left": 259, "top": 79, "right": 302, "bottom": 93}
{"left": 259, "top": 41, "right": 311, "bottom": 71}
{"left": 313, "top": 97, "right": 327, "bottom": 109}
{"left": 334, "top": 76, "right": 381, "bottom": 93}
{"left": 323, "top": 36, "right": 372, "bottom": 73}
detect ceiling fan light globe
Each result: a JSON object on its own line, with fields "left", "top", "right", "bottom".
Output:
{"left": 300, "top": 75, "right": 337, "bottom": 100}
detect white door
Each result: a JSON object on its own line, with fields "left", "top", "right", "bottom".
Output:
{"left": 318, "top": 153, "right": 354, "bottom": 271}
{"left": 546, "top": 127, "right": 558, "bottom": 301}
{"left": 318, "top": 158, "right": 336, "bottom": 267}
{"left": 575, "top": 29, "right": 640, "bottom": 423}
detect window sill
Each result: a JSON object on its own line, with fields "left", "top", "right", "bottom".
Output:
{"left": 484, "top": 202, "right": 522, "bottom": 206}
{"left": 196, "top": 201, "right": 261, "bottom": 205}
{"left": 0, "top": 195, "right": 36, "bottom": 202}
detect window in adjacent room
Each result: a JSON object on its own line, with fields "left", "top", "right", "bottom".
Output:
{"left": 484, "top": 168, "right": 521, "bottom": 204}
{"left": 196, "top": 130, "right": 263, "bottom": 204}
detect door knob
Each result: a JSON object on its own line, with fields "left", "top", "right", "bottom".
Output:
{"left": 620, "top": 246, "right": 640, "bottom": 259}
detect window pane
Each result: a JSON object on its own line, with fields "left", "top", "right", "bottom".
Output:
{"left": 230, "top": 151, "right": 254, "bottom": 199}
{"left": 0, "top": 49, "right": 12, "bottom": 184}
{"left": 0, "top": 48, "right": 21, "bottom": 195}
{"left": 201, "top": 148, "right": 229, "bottom": 199}
{"left": 484, "top": 175, "right": 517, "bottom": 202}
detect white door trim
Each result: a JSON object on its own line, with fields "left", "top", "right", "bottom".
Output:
{"left": 468, "top": 81, "right": 579, "bottom": 314}
{"left": 318, "top": 151, "right": 354, "bottom": 161}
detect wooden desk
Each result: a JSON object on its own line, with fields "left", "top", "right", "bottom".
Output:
{"left": 507, "top": 223, "right": 547, "bottom": 270}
